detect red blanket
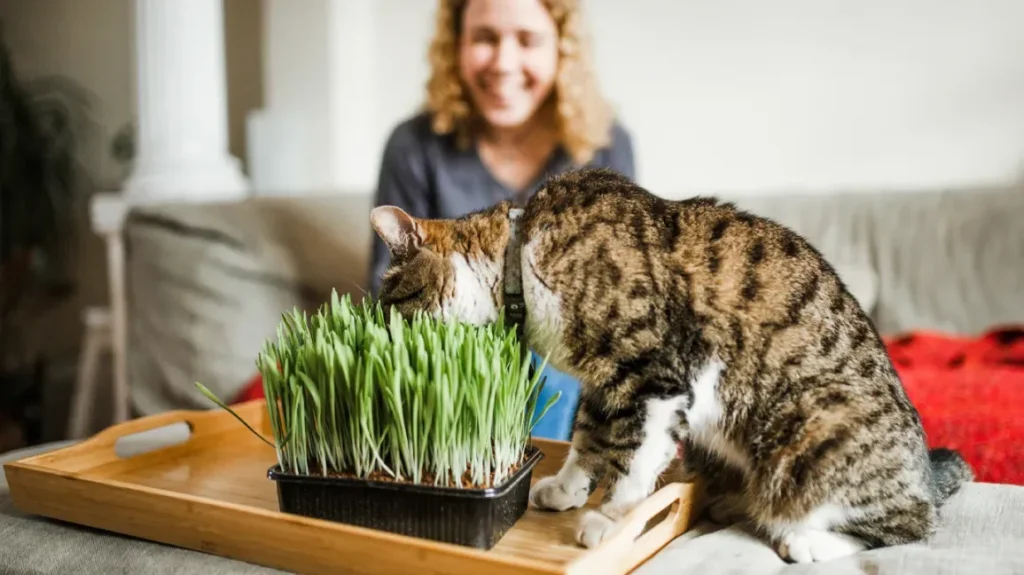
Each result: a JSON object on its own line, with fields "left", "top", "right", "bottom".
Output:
{"left": 235, "top": 326, "right": 1024, "bottom": 485}
{"left": 885, "top": 326, "right": 1024, "bottom": 485}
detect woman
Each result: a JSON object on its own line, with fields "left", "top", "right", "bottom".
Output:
{"left": 238, "top": 0, "right": 634, "bottom": 437}
{"left": 368, "top": 0, "right": 635, "bottom": 295}
{"left": 366, "top": 0, "right": 634, "bottom": 441}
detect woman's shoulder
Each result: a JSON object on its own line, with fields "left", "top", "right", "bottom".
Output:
{"left": 607, "top": 118, "right": 634, "bottom": 150}
{"left": 382, "top": 111, "right": 448, "bottom": 156}
{"left": 589, "top": 117, "right": 636, "bottom": 178}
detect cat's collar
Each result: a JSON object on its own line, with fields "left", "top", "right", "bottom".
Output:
{"left": 504, "top": 208, "right": 526, "bottom": 334}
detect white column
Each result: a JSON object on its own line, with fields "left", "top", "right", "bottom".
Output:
{"left": 251, "top": 0, "right": 377, "bottom": 195}
{"left": 253, "top": 0, "right": 333, "bottom": 194}
{"left": 126, "top": 0, "right": 249, "bottom": 202}
{"left": 327, "top": 0, "right": 377, "bottom": 191}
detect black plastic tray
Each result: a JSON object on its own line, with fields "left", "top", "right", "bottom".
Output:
{"left": 267, "top": 445, "right": 544, "bottom": 549}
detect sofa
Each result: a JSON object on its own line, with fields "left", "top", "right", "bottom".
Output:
{"left": 121, "top": 184, "right": 1023, "bottom": 406}
{"left": 3, "top": 182, "right": 1024, "bottom": 574}
{"left": 124, "top": 183, "right": 1024, "bottom": 473}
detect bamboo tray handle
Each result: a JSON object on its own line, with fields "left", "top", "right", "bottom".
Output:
{"left": 90, "top": 409, "right": 206, "bottom": 446}
{"left": 566, "top": 481, "right": 698, "bottom": 575}
{"left": 49, "top": 401, "right": 271, "bottom": 463}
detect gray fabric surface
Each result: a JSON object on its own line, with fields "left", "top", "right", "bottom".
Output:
{"left": 635, "top": 483, "right": 1024, "bottom": 575}
{"left": 4, "top": 440, "right": 1024, "bottom": 574}
{"left": 728, "top": 185, "right": 1024, "bottom": 335}
{"left": 124, "top": 193, "right": 376, "bottom": 417}
{"left": 124, "top": 205, "right": 309, "bottom": 417}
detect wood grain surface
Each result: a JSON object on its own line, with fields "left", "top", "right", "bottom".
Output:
{"left": 3, "top": 400, "right": 702, "bottom": 575}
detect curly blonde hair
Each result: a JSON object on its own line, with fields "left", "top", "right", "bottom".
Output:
{"left": 425, "top": 0, "right": 614, "bottom": 165}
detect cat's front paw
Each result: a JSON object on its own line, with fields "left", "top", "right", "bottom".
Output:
{"left": 777, "top": 530, "right": 866, "bottom": 563}
{"left": 530, "top": 475, "right": 589, "bottom": 511}
{"left": 778, "top": 531, "right": 814, "bottom": 563}
{"left": 575, "top": 510, "right": 618, "bottom": 548}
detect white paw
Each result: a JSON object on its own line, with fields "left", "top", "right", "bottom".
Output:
{"left": 576, "top": 510, "right": 618, "bottom": 549}
{"left": 778, "top": 530, "right": 867, "bottom": 563}
{"left": 778, "top": 531, "right": 814, "bottom": 563}
{"left": 530, "top": 475, "right": 589, "bottom": 511}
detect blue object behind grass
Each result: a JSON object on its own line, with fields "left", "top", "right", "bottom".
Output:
{"left": 529, "top": 353, "right": 580, "bottom": 441}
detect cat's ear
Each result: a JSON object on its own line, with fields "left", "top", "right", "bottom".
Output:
{"left": 370, "top": 206, "right": 424, "bottom": 258}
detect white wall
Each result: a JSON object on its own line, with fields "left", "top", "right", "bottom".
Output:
{"left": 267, "top": 0, "right": 1024, "bottom": 197}
{"left": 11, "top": 0, "right": 1020, "bottom": 197}
{"left": 257, "top": 0, "right": 418, "bottom": 194}
{"left": 588, "top": 0, "right": 1024, "bottom": 195}
{"left": 253, "top": 0, "right": 335, "bottom": 191}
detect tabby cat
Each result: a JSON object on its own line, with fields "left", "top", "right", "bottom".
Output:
{"left": 369, "top": 168, "right": 972, "bottom": 563}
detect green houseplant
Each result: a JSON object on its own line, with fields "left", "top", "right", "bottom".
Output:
{"left": 198, "top": 290, "right": 559, "bottom": 549}
{"left": 0, "top": 28, "right": 94, "bottom": 447}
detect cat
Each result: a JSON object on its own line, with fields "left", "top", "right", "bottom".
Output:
{"left": 368, "top": 167, "right": 973, "bottom": 563}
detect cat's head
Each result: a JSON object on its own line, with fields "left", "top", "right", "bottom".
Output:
{"left": 369, "top": 203, "right": 512, "bottom": 325}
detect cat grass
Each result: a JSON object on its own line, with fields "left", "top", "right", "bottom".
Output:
{"left": 197, "top": 290, "right": 558, "bottom": 489}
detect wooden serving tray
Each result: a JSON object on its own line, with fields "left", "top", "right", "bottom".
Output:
{"left": 4, "top": 400, "right": 702, "bottom": 575}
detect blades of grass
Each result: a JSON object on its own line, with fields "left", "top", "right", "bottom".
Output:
{"left": 297, "top": 371, "right": 327, "bottom": 475}
{"left": 220, "top": 291, "right": 544, "bottom": 487}
{"left": 325, "top": 332, "right": 342, "bottom": 470}
{"left": 530, "top": 390, "right": 563, "bottom": 433}
{"left": 194, "top": 382, "right": 276, "bottom": 449}
{"left": 288, "top": 385, "right": 307, "bottom": 474}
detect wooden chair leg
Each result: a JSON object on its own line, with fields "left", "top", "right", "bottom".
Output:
{"left": 91, "top": 194, "right": 131, "bottom": 426}
{"left": 68, "top": 307, "right": 113, "bottom": 439}
{"left": 106, "top": 232, "right": 130, "bottom": 424}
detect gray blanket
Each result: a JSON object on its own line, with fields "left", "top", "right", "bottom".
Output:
{"left": 636, "top": 483, "right": 1024, "bottom": 575}
{"left": 3, "top": 442, "right": 1024, "bottom": 575}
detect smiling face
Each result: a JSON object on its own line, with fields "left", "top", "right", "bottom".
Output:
{"left": 458, "top": 0, "right": 560, "bottom": 131}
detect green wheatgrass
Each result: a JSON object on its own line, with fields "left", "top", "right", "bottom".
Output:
{"left": 197, "top": 290, "right": 559, "bottom": 488}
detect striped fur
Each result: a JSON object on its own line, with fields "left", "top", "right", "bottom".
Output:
{"left": 370, "top": 168, "right": 973, "bottom": 562}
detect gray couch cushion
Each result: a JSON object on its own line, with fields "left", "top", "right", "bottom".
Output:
{"left": 125, "top": 205, "right": 308, "bottom": 416}
{"left": 864, "top": 187, "right": 1024, "bottom": 335}
{"left": 730, "top": 185, "right": 1024, "bottom": 335}
{"left": 123, "top": 193, "right": 373, "bottom": 416}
